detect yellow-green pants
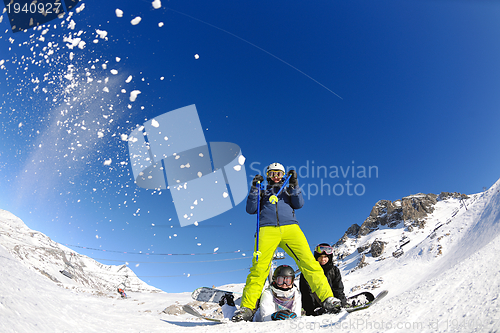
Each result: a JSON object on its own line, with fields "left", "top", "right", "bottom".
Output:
{"left": 240, "top": 224, "right": 334, "bottom": 310}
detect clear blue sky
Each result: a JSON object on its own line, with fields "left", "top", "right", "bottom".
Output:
{"left": 1, "top": 0, "right": 499, "bottom": 293}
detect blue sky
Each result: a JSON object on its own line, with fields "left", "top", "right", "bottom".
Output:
{"left": 1, "top": 0, "right": 499, "bottom": 293}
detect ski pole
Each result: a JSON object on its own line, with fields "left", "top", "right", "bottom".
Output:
{"left": 268, "top": 174, "right": 292, "bottom": 204}
{"left": 254, "top": 174, "right": 292, "bottom": 261}
{"left": 254, "top": 181, "right": 263, "bottom": 262}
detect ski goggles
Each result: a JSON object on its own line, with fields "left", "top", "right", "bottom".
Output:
{"left": 314, "top": 244, "right": 333, "bottom": 255}
{"left": 267, "top": 170, "right": 285, "bottom": 178}
{"left": 275, "top": 276, "right": 294, "bottom": 286}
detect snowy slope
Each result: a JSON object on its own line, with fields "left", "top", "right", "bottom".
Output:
{"left": 1, "top": 176, "right": 499, "bottom": 332}
{"left": 0, "top": 210, "right": 160, "bottom": 294}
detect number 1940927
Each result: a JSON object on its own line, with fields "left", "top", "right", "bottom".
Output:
{"left": 6, "top": 2, "right": 63, "bottom": 14}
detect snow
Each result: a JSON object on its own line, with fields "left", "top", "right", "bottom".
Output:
{"left": 131, "top": 17, "right": 142, "bottom": 26}
{"left": 2, "top": 177, "right": 499, "bottom": 331}
{"left": 129, "top": 90, "right": 141, "bottom": 102}
{"left": 152, "top": 0, "right": 162, "bottom": 10}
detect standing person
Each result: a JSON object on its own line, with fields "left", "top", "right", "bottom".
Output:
{"left": 300, "top": 243, "right": 348, "bottom": 316}
{"left": 231, "top": 162, "right": 341, "bottom": 322}
{"left": 220, "top": 265, "right": 301, "bottom": 322}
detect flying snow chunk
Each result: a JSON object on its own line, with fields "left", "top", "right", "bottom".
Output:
{"left": 194, "top": 54, "right": 199, "bottom": 59}
{"left": 214, "top": 247, "right": 219, "bottom": 252}
{"left": 152, "top": 0, "right": 162, "bottom": 9}
{"left": 18, "top": 122, "right": 23, "bottom": 128}
{"left": 115, "top": 9, "right": 123, "bottom": 17}
{"left": 223, "top": 192, "right": 229, "bottom": 198}
{"left": 233, "top": 165, "right": 242, "bottom": 171}
{"left": 104, "top": 159, "right": 112, "bottom": 166}
{"left": 110, "top": 69, "right": 118, "bottom": 75}
{"left": 76, "top": 3, "right": 85, "bottom": 13}
{"left": 131, "top": 17, "right": 142, "bottom": 25}
{"left": 96, "top": 29, "right": 108, "bottom": 39}
{"left": 151, "top": 119, "right": 160, "bottom": 128}
{"left": 238, "top": 155, "right": 246, "bottom": 165}
{"left": 121, "top": 134, "right": 129, "bottom": 141}
{"left": 158, "top": 22, "right": 164, "bottom": 27}
{"left": 126, "top": 75, "right": 133, "bottom": 83}
{"left": 129, "top": 90, "right": 141, "bottom": 102}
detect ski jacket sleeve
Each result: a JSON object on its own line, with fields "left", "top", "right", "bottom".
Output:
{"left": 328, "top": 266, "right": 347, "bottom": 304}
{"left": 246, "top": 186, "right": 260, "bottom": 215}
{"left": 288, "top": 186, "right": 304, "bottom": 210}
{"left": 256, "top": 288, "right": 277, "bottom": 322}
{"left": 291, "top": 288, "right": 302, "bottom": 316}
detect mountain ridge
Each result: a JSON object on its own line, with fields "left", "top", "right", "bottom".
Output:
{"left": 0, "top": 209, "right": 161, "bottom": 295}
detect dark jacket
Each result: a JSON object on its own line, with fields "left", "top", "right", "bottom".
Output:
{"left": 246, "top": 184, "right": 304, "bottom": 227}
{"left": 299, "top": 258, "right": 347, "bottom": 315}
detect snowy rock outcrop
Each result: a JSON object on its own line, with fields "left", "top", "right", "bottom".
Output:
{"left": 337, "top": 191, "right": 469, "bottom": 244}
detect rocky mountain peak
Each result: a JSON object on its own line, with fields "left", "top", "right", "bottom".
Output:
{"left": 337, "top": 192, "right": 469, "bottom": 244}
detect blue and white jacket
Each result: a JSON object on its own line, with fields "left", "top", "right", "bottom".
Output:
{"left": 246, "top": 184, "right": 304, "bottom": 227}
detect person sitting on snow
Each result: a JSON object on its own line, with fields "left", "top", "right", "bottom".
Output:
{"left": 220, "top": 265, "right": 301, "bottom": 321}
{"left": 299, "top": 243, "right": 348, "bottom": 315}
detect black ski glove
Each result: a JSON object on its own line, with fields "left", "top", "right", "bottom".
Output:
{"left": 271, "top": 309, "right": 297, "bottom": 320}
{"left": 288, "top": 170, "right": 298, "bottom": 188}
{"left": 252, "top": 174, "right": 264, "bottom": 187}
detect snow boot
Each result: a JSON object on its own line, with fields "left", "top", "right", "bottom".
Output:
{"left": 323, "top": 297, "right": 342, "bottom": 314}
{"left": 231, "top": 307, "right": 254, "bottom": 322}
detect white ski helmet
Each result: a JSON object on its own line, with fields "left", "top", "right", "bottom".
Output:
{"left": 266, "top": 162, "right": 285, "bottom": 175}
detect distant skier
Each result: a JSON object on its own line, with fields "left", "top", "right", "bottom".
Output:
{"left": 220, "top": 265, "right": 301, "bottom": 321}
{"left": 231, "top": 162, "right": 340, "bottom": 322}
{"left": 299, "top": 243, "right": 348, "bottom": 315}
{"left": 117, "top": 288, "right": 127, "bottom": 298}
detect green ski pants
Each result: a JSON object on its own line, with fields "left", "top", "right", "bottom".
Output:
{"left": 240, "top": 224, "right": 334, "bottom": 310}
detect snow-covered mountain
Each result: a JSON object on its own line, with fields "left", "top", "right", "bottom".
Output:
{"left": 0, "top": 210, "right": 160, "bottom": 295}
{"left": 332, "top": 191, "right": 478, "bottom": 279}
{"left": 1, "top": 176, "right": 499, "bottom": 332}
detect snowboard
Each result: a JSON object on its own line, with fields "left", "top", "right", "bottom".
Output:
{"left": 191, "top": 287, "right": 242, "bottom": 306}
{"left": 182, "top": 304, "right": 226, "bottom": 323}
{"left": 345, "top": 290, "right": 388, "bottom": 313}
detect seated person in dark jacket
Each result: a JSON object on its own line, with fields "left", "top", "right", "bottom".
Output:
{"left": 299, "top": 243, "right": 348, "bottom": 315}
